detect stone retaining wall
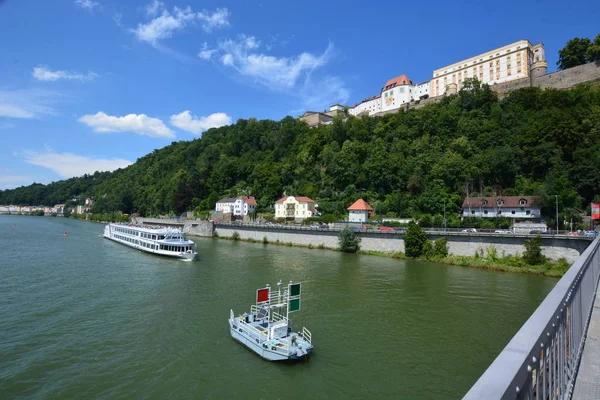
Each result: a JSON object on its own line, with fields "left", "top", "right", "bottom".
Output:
{"left": 215, "top": 226, "right": 585, "bottom": 262}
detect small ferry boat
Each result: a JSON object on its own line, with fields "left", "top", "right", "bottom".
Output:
{"left": 229, "top": 281, "right": 313, "bottom": 361}
{"left": 103, "top": 223, "right": 198, "bottom": 260}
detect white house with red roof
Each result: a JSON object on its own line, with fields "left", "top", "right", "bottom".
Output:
{"left": 274, "top": 195, "right": 318, "bottom": 220}
{"left": 216, "top": 196, "right": 257, "bottom": 216}
{"left": 348, "top": 74, "right": 429, "bottom": 117}
{"left": 347, "top": 199, "right": 374, "bottom": 223}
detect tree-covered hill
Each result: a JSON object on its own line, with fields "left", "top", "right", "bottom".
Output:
{"left": 3, "top": 80, "right": 600, "bottom": 224}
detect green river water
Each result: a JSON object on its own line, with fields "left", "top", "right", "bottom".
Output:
{"left": 0, "top": 215, "right": 558, "bottom": 399}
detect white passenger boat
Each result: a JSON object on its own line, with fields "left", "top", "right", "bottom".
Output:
{"left": 229, "top": 281, "right": 313, "bottom": 361}
{"left": 103, "top": 223, "right": 198, "bottom": 261}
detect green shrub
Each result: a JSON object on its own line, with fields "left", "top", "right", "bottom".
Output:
{"left": 523, "top": 234, "right": 545, "bottom": 265}
{"left": 433, "top": 238, "right": 449, "bottom": 258}
{"left": 486, "top": 245, "right": 498, "bottom": 262}
{"left": 422, "top": 240, "right": 433, "bottom": 259}
{"left": 232, "top": 231, "right": 240, "bottom": 241}
{"left": 338, "top": 227, "right": 361, "bottom": 253}
{"left": 262, "top": 236, "right": 268, "bottom": 244}
{"left": 405, "top": 221, "right": 428, "bottom": 257}
{"left": 212, "top": 230, "right": 219, "bottom": 238}
{"left": 555, "top": 257, "right": 571, "bottom": 274}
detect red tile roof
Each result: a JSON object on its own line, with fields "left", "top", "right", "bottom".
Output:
{"left": 275, "top": 196, "right": 316, "bottom": 203}
{"left": 382, "top": 74, "right": 413, "bottom": 91}
{"left": 347, "top": 199, "right": 374, "bottom": 211}
{"left": 246, "top": 196, "right": 257, "bottom": 206}
{"left": 462, "top": 196, "right": 540, "bottom": 209}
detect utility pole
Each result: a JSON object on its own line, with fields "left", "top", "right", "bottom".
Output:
{"left": 555, "top": 195, "right": 559, "bottom": 234}
{"left": 443, "top": 202, "right": 447, "bottom": 233}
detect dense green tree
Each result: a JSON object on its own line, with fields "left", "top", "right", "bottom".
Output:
{"left": 523, "top": 234, "right": 545, "bottom": 265}
{"left": 2, "top": 82, "right": 600, "bottom": 223}
{"left": 404, "top": 222, "right": 429, "bottom": 258}
{"left": 557, "top": 37, "right": 592, "bottom": 70}
{"left": 338, "top": 227, "right": 361, "bottom": 253}
{"left": 586, "top": 34, "right": 600, "bottom": 62}
{"left": 433, "top": 238, "right": 449, "bottom": 258}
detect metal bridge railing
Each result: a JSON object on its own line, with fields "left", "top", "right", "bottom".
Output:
{"left": 463, "top": 236, "right": 600, "bottom": 400}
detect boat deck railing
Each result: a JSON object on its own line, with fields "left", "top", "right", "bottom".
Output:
{"left": 300, "top": 327, "right": 312, "bottom": 345}
{"left": 231, "top": 309, "right": 267, "bottom": 343}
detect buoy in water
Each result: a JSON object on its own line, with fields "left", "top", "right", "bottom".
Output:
{"left": 64, "top": 231, "right": 67, "bottom": 237}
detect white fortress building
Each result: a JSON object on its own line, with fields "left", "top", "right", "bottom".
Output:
{"left": 347, "top": 39, "right": 545, "bottom": 117}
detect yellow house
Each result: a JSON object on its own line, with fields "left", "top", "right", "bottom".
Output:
{"left": 274, "top": 196, "right": 317, "bottom": 220}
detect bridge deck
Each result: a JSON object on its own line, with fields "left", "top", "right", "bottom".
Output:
{"left": 573, "top": 283, "right": 600, "bottom": 400}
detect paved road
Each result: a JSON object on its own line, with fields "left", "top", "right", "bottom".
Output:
{"left": 572, "top": 283, "right": 600, "bottom": 400}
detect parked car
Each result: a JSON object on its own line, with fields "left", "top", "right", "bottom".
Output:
{"left": 529, "top": 230, "right": 543, "bottom": 234}
{"left": 379, "top": 226, "right": 394, "bottom": 231}
{"left": 462, "top": 228, "right": 477, "bottom": 233}
{"left": 583, "top": 230, "right": 598, "bottom": 237}
{"left": 394, "top": 227, "right": 406, "bottom": 233}
{"left": 494, "top": 230, "right": 512, "bottom": 234}
{"left": 351, "top": 225, "right": 366, "bottom": 231}
{"left": 567, "top": 231, "right": 580, "bottom": 236}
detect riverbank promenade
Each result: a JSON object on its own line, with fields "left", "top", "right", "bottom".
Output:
{"left": 572, "top": 283, "right": 600, "bottom": 399}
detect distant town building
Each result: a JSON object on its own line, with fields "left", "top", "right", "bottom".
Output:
{"left": 275, "top": 196, "right": 317, "bottom": 220}
{"left": 347, "top": 199, "right": 373, "bottom": 223}
{"left": 348, "top": 94, "right": 381, "bottom": 117}
{"left": 215, "top": 196, "right": 257, "bottom": 216}
{"left": 461, "top": 196, "right": 541, "bottom": 220}
{"left": 299, "top": 104, "right": 347, "bottom": 128}
{"left": 431, "top": 39, "right": 545, "bottom": 97}
{"left": 345, "top": 39, "right": 546, "bottom": 117}
{"left": 54, "top": 204, "right": 65, "bottom": 215}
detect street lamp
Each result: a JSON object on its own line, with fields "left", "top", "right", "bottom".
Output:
{"left": 555, "top": 195, "right": 559, "bottom": 234}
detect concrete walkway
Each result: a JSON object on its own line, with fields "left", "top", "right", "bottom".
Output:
{"left": 572, "top": 283, "right": 600, "bottom": 400}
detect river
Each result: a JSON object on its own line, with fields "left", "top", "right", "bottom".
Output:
{"left": 0, "top": 215, "right": 558, "bottom": 399}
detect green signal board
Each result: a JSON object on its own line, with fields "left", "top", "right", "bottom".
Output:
{"left": 289, "top": 298, "right": 300, "bottom": 312}
{"left": 289, "top": 283, "right": 301, "bottom": 297}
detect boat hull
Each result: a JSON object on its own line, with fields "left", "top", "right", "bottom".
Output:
{"left": 228, "top": 319, "right": 312, "bottom": 361}
{"left": 103, "top": 232, "right": 198, "bottom": 260}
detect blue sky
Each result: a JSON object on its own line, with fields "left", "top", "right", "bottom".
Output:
{"left": 0, "top": 0, "right": 599, "bottom": 191}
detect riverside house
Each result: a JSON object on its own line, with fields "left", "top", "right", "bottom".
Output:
{"left": 274, "top": 196, "right": 317, "bottom": 221}
{"left": 347, "top": 199, "right": 373, "bottom": 223}
{"left": 215, "top": 196, "right": 257, "bottom": 216}
{"left": 461, "top": 196, "right": 541, "bottom": 220}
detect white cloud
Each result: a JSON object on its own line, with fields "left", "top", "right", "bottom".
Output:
{"left": 170, "top": 110, "right": 232, "bottom": 134}
{"left": 218, "top": 36, "right": 332, "bottom": 90}
{"left": 146, "top": 0, "right": 164, "bottom": 17}
{"left": 32, "top": 66, "right": 98, "bottom": 82}
{"left": 78, "top": 111, "right": 175, "bottom": 138}
{"left": 113, "top": 12, "right": 122, "bottom": 26}
{"left": 0, "top": 104, "right": 34, "bottom": 119}
{"left": 209, "top": 36, "right": 349, "bottom": 110}
{"left": 197, "top": 8, "right": 230, "bottom": 32}
{"left": 132, "top": 6, "right": 197, "bottom": 44}
{"left": 221, "top": 53, "right": 234, "bottom": 66}
{"left": 0, "top": 88, "right": 60, "bottom": 119}
{"left": 198, "top": 42, "right": 217, "bottom": 60}
{"left": 23, "top": 150, "right": 132, "bottom": 178}
{"left": 74, "top": 0, "right": 99, "bottom": 10}
{"left": 132, "top": 3, "right": 230, "bottom": 45}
